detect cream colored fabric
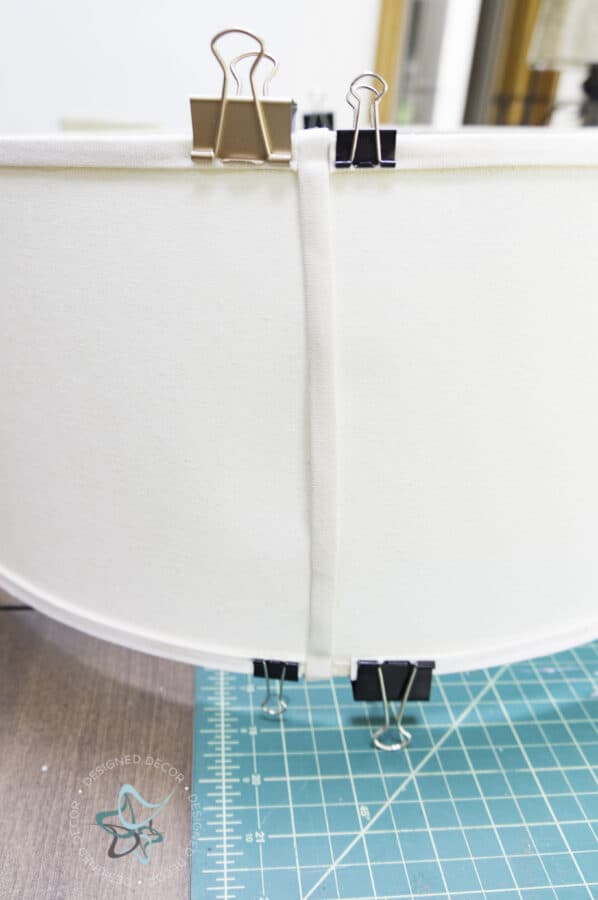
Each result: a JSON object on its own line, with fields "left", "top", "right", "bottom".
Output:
{"left": 332, "top": 165, "right": 598, "bottom": 672}
{"left": 0, "top": 164, "right": 310, "bottom": 670}
{"left": 296, "top": 129, "right": 338, "bottom": 679}
{"left": 4, "top": 129, "right": 598, "bottom": 170}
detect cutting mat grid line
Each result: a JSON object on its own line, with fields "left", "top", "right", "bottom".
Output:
{"left": 192, "top": 642, "right": 598, "bottom": 900}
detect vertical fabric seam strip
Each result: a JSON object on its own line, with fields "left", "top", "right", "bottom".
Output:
{"left": 296, "top": 130, "right": 338, "bottom": 680}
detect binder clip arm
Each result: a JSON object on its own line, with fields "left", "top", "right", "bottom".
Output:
{"left": 230, "top": 50, "right": 278, "bottom": 98}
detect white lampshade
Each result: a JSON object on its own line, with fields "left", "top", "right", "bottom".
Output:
{"left": 1, "top": 130, "right": 598, "bottom": 677}
{"left": 529, "top": 0, "right": 598, "bottom": 68}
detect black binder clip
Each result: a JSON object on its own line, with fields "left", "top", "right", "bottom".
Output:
{"left": 335, "top": 72, "right": 396, "bottom": 169}
{"left": 253, "top": 659, "right": 299, "bottom": 718}
{"left": 352, "top": 660, "right": 435, "bottom": 751}
{"left": 303, "top": 112, "right": 334, "bottom": 129}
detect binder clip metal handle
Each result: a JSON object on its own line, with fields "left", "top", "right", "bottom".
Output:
{"left": 347, "top": 73, "right": 386, "bottom": 167}
{"left": 260, "top": 660, "right": 288, "bottom": 718}
{"left": 211, "top": 28, "right": 266, "bottom": 102}
{"left": 372, "top": 663, "right": 418, "bottom": 752}
{"left": 210, "top": 28, "right": 272, "bottom": 162}
{"left": 348, "top": 72, "right": 387, "bottom": 104}
{"left": 253, "top": 659, "right": 299, "bottom": 719}
{"left": 230, "top": 51, "right": 278, "bottom": 98}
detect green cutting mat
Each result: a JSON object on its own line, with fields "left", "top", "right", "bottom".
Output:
{"left": 192, "top": 642, "right": 598, "bottom": 899}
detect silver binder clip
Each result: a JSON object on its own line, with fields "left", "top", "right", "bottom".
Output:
{"left": 190, "top": 28, "right": 294, "bottom": 165}
{"left": 335, "top": 72, "right": 396, "bottom": 168}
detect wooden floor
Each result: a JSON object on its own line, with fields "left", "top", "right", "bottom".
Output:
{"left": 0, "top": 589, "right": 194, "bottom": 899}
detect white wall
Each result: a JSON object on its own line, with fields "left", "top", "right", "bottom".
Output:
{"left": 0, "top": 0, "right": 381, "bottom": 133}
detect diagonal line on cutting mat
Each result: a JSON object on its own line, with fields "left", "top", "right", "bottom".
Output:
{"left": 302, "top": 664, "right": 508, "bottom": 900}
